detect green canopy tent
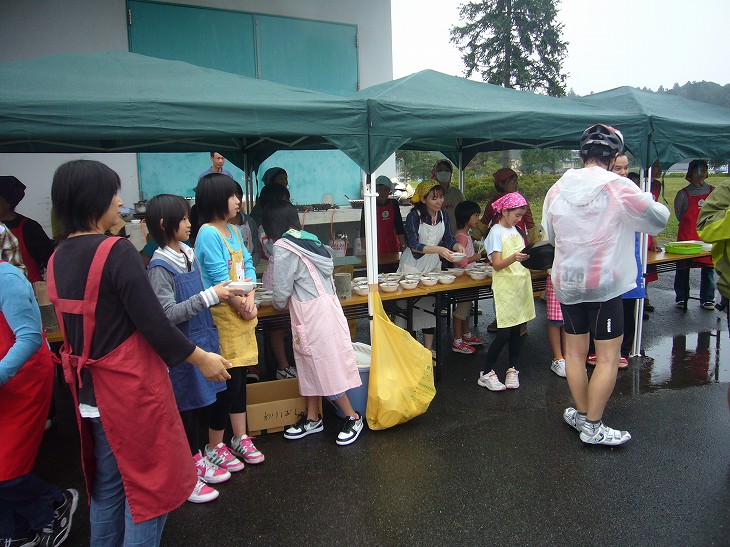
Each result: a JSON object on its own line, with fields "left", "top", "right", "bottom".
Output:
{"left": 0, "top": 51, "right": 370, "bottom": 176}
{"left": 577, "top": 86, "right": 730, "bottom": 168}
{"left": 354, "top": 70, "right": 643, "bottom": 173}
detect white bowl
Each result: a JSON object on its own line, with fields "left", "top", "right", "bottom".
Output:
{"left": 438, "top": 274, "right": 456, "bottom": 285}
{"left": 379, "top": 282, "right": 400, "bottom": 293}
{"left": 420, "top": 275, "right": 439, "bottom": 287}
{"left": 352, "top": 277, "right": 368, "bottom": 284}
{"left": 450, "top": 252, "right": 466, "bottom": 262}
{"left": 403, "top": 274, "right": 421, "bottom": 281}
{"left": 399, "top": 279, "right": 419, "bottom": 290}
{"left": 352, "top": 285, "right": 369, "bottom": 296}
{"left": 467, "top": 270, "right": 488, "bottom": 281}
{"left": 228, "top": 281, "right": 256, "bottom": 294}
{"left": 384, "top": 273, "right": 402, "bottom": 282}
{"left": 447, "top": 268, "right": 465, "bottom": 277}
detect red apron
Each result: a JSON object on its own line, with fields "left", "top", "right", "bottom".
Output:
{"left": 0, "top": 263, "right": 54, "bottom": 481}
{"left": 677, "top": 187, "right": 714, "bottom": 267}
{"left": 46, "top": 237, "right": 196, "bottom": 523}
{"left": 376, "top": 201, "right": 401, "bottom": 255}
{"left": 9, "top": 217, "right": 43, "bottom": 283}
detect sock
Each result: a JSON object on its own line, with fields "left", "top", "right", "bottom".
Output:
{"left": 583, "top": 419, "right": 600, "bottom": 435}
{"left": 454, "top": 338, "right": 463, "bottom": 344}
{"left": 463, "top": 332, "right": 472, "bottom": 339}
{"left": 576, "top": 411, "right": 587, "bottom": 428}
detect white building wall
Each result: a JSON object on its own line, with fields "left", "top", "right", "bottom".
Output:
{"left": 0, "top": 0, "right": 394, "bottom": 234}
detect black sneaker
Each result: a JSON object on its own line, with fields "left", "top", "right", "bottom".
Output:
{"left": 284, "top": 415, "right": 323, "bottom": 440}
{"left": 39, "top": 489, "right": 78, "bottom": 547}
{"left": 3, "top": 531, "right": 41, "bottom": 547}
{"left": 336, "top": 413, "right": 364, "bottom": 446}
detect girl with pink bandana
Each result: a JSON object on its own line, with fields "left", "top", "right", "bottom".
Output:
{"left": 477, "top": 192, "right": 535, "bottom": 391}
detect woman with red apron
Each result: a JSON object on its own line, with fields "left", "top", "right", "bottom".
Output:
{"left": 359, "top": 176, "right": 405, "bottom": 255}
{"left": 0, "top": 260, "right": 78, "bottom": 546}
{"left": 47, "top": 159, "right": 229, "bottom": 546}
{"left": 673, "top": 160, "right": 716, "bottom": 309}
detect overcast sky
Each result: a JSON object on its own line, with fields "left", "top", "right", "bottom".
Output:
{"left": 391, "top": 0, "right": 730, "bottom": 95}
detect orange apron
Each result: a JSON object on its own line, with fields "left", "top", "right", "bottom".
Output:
{"left": 47, "top": 237, "right": 196, "bottom": 523}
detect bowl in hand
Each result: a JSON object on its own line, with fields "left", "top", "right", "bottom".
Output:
{"left": 450, "top": 252, "right": 466, "bottom": 262}
{"left": 228, "top": 281, "right": 256, "bottom": 294}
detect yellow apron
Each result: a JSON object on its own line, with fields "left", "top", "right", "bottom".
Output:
{"left": 493, "top": 225, "right": 536, "bottom": 328}
{"left": 207, "top": 224, "right": 258, "bottom": 368}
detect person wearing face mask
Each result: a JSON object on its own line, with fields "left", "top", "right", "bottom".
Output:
{"left": 431, "top": 160, "right": 464, "bottom": 231}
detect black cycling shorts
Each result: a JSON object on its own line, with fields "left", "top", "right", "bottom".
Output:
{"left": 560, "top": 296, "right": 624, "bottom": 340}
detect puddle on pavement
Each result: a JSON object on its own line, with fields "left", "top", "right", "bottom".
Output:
{"left": 633, "top": 326, "right": 729, "bottom": 393}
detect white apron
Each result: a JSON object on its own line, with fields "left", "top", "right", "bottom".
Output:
{"left": 274, "top": 239, "right": 361, "bottom": 397}
{"left": 493, "top": 225, "right": 536, "bottom": 328}
{"left": 396, "top": 213, "right": 445, "bottom": 331}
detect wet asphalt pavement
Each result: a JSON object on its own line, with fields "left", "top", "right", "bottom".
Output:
{"left": 36, "top": 269, "right": 729, "bottom": 546}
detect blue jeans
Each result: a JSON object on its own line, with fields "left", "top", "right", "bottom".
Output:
{"left": 0, "top": 474, "right": 62, "bottom": 538}
{"left": 674, "top": 265, "right": 716, "bottom": 303}
{"left": 89, "top": 418, "right": 167, "bottom": 546}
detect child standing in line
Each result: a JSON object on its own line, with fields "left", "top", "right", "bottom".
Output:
{"left": 194, "top": 174, "right": 265, "bottom": 469}
{"left": 262, "top": 200, "right": 364, "bottom": 446}
{"left": 545, "top": 275, "right": 567, "bottom": 377}
{"left": 452, "top": 200, "right": 486, "bottom": 354}
{"left": 146, "top": 194, "right": 239, "bottom": 504}
{"left": 477, "top": 192, "right": 535, "bottom": 391}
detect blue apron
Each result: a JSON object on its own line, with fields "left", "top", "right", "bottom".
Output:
{"left": 148, "top": 256, "right": 225, "bottom": 412}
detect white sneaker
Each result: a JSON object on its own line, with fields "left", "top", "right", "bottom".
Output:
{"left": 551, "top": 358, "right": 567, "bottom": 377}
{"left": 477, "top": 370, "right": 506, "bottom": 391}
{"left": 580, "top": 422, "right": 632, "bottom": 446}
{"left": 188, "top": 477, "right": 219, "bottom": 503}
{"left": 563, "top": 407, "right": 584, "bottom": 432}
{"left": 194, "top": 451, "right": 231, "bottom": 484}
{"left": 505, "top": 368, "right": 520, "bottom": 389}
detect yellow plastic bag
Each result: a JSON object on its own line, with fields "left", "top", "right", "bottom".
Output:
{"left": 366, "top": 292, "right": 436, "bottom": 430}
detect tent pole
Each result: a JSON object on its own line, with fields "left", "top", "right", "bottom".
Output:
{"left": 632, "top": 164, "right": 652, "bottom": 358}
{"left": 458, "top": 140, "right": 465, "bottom": 192}
{"left": 363, "top": 172, "right": 378, "bottom": 345}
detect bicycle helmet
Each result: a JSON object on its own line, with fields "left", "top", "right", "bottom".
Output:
{"left": 579, "top": 124, "right": 624, "bottom": 159}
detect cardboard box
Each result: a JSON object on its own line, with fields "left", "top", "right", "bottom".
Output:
{"left": 246, "top": 378, "right": 320, "bottom": 435}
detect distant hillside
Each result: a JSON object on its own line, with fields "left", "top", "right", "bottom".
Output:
{"left": 655, "top": 81, "right": 730, "bottom": 109}
{"left": 568, "top": 81, "right": 730, "bottom": 109}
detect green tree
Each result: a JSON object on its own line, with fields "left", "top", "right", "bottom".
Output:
{"left": 520, "top": 149, "right": 572, "bottom": 174}
{"left": 396, "top": 150, "right": 445, "bottom": 182}
{"left": 450, "top": 0, "right": 568, "bottom": 97}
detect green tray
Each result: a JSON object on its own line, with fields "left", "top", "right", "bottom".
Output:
{"left": 664, "top": 242, "right": 704, "bottom": 255}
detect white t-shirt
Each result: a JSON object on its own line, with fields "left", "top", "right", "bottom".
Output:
{"left": 484, "top": 224, "right": 520, "bottom": 260}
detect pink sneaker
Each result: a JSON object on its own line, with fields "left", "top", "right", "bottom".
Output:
{"left": 188, "top": 477, "right": 219, "bottom": 503}
{"left": 586, "top": 354, "right": 597, "bottom": 366}
{"left": 452, "top": 339, "right": 475, "bottom": 354}
{"left": 462, "top": 333, "right": 486, "bottom": 346}
{"left": 619, "top": 356, "right": 629, "bottom": 369}
{"left": 194, "top": 451, "right": 230, "bottom": 484}
{"left": 230, "top": 435, "right": 265, "bottom": 465}
{"left": 205, "top": 443, "right": 244, "bottom": 472}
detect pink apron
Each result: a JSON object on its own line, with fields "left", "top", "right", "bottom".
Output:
{"left": 274, "top": 239, "right": 361, "bottom": 397}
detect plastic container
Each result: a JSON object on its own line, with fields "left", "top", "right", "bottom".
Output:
{"left": 335, "top": 342, "right": 371, "bottom": 418}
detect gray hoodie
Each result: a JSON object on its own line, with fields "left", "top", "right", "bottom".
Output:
{"left": 270, "top": 237, "right": 335, "bottom": 310}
